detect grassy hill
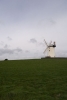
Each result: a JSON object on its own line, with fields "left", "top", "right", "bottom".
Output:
{"left": 0, "top": 59, "right": 67, "bottom": 100}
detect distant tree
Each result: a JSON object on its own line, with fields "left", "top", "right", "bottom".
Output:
{"left": 4, "top": 59, "right": 8, "bottom": 61}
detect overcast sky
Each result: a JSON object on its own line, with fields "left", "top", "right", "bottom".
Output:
{"left": 0, "top": 0, "right": 67, "bottom": 60}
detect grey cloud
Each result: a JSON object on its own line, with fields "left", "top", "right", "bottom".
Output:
{"left": 30, "top": 38, "right": 37, "bottom": 43}
{"left": 0, "top": 42, "right": 10, "bottom": 48}
{"left": 0, "top": 49, "right": 14, "bottom": 55}
{"left": 30, "top": 38, "right": 45, "bottom": 47}
{"left": 0, "top": 41, "right": 4, "bottom": 45}
{"left": 14, "top": 48, "right": 22, "bottom": 52}
{"left": 56, "top": 50, "right": 67, "bottom": 57}
{"left": 7, "top": 37, "right": 12, "bottom": 41}
{"left": 4, "top": 44, "right": 9, "bottom": 49}
{"left": 37, "top": 18, "right": 56, "bottom": 27}
{"left": 38, "top": 42, "right": 45, "bottom": 46}
{"left": 0, "top": 48, "right": 22, "bottom": 56}
{"left": 49, "top": 19, "right": 56, "bottom": 25}
{"left": 25, "top": 50, "right": 30, "bottom": 53}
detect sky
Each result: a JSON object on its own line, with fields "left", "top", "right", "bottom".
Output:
{"left": 0, "top": 0, "right": 67, "bottom": 60}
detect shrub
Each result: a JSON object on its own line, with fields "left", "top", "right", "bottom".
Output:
{"left": 4, "top": 59, "right": 8, "bottom": 61}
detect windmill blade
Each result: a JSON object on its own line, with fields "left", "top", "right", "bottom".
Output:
{"left": 44, "top": 39, "right": 48, "bottom": 47}
{"left": 43, "top": 47, "right": 48, "bottom": 53}
{"left": 49, "top": 41, "right": 52, "bottom": 46}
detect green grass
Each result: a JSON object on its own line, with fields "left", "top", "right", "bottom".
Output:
{"left": 0, "top": 59, "right": 67, "bottom": 100}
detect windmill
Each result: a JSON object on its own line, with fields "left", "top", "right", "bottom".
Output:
{"left": 43, "top": 39, "right": 56, "bottom": 57}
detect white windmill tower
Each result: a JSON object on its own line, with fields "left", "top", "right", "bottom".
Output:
{"left": 43, "top": 39, "right": 56, "bottom": 57}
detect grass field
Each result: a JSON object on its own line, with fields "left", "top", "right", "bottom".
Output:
{"left": 0, "top": 59, "right": 67, "bottom": 100}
